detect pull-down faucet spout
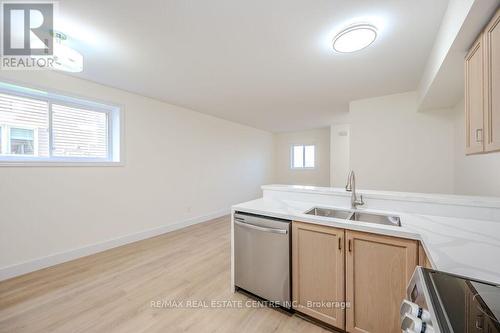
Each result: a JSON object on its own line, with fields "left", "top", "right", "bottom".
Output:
{"left": 345, "top": 171, "right": 364, "bottom": 209}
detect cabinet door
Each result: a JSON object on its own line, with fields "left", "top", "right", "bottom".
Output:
{"left": 465, "top": 35, "right": 485, "bottom": 155}
{"left": 345, "top": 230, "right": 417, "bottom": 333}
{"left": 465, "top": 282, "right": 485, "bottom": 332}
{"left": 292, "top": 221, "right": 345, "bottom": 329}
{"left": 484, "top": 9, "right": 500, "bottom": 153}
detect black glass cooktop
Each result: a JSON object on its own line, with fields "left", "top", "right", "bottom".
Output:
{"left": 423, "top": 269, "right": 500, "bottom": 333}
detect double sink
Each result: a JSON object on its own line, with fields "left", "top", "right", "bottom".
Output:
{"left": 305, "top": 207, "right": 401, "bottom": 227}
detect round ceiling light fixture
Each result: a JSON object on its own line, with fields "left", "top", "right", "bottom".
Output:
{"left": 332, "top": 24, "right": 377, "bottom": 53}
{"left": 52, "top": 31, "right": 84, "bottom": 73}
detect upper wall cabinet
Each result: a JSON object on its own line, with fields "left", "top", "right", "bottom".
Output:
{"left": 465, "top": 35, "right": 485, "bottom": 154}
{"left": 465, "top": 8, "right": 500, "bottom": 155}
{"left": 484, "top": 9, "right": 500, "bottom": 153}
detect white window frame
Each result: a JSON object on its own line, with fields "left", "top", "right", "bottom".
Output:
{"left": 0, "top": 81, "right": 122, "bottom": 166}
{"left": 290, "top": 144, "right": 316, "bottom": 169}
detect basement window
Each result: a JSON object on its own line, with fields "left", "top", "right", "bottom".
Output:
{"left": 291, "top": 144, "right": 315, "bottom": 169}
{"left": 0, "top": 81, "right": 121, "bottom": 165}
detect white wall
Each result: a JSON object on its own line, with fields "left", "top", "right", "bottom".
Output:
{"left": 274, "top": 128, "right": 330, "bottom": 186}
{"left": 349, "top": 92, "right": 455, "bottom": 194}
{"left": 330, "top": 124, "right": 350, "bottom": 187}
{"left": 417, "top": 0, "right": 475, "bottom": 106}
{"left": 454, "top": 99, "right": 500, "bottom": 197}
{"left": 0, "top": 71, "right": 274, "bottom": 277}
{"left": 337, "top": 92, "right": 500, "bottom": 197}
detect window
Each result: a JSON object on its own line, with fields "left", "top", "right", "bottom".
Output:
{"left": 0, "top": 81, "right": 121, "bottom": 164}
{"left": 10, "top": 127, "right": 36, "bottom": 155}
{"left": 291, "top": 144, "right": 315, "bottom": 169}
{"left": 52, "top": 104, "right": 108, "bottom": 158}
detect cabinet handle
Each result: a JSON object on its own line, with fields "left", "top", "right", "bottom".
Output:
{"left": 348, "top": 239, "right": 352, "bottom": 252}
{"left": 338, "top": 237, "right": 342, "bottom": 250}
{"left": 476, "top": 128, "right": 483, "bottom": 142}
{"left": 476, "top": 314, "right": 484, "bottom": 329}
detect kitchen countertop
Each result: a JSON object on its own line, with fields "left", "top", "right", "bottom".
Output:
{"left": 232, "top": 197, "right": 500, "bottom": 285}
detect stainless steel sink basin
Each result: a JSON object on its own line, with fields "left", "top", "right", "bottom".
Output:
{"left": 350, "top": 212, "right": 401, "bottom": 227}
{"left": 305, "top": 207, "right": 353, "bottom": 219}
{"left": 304, "top": 207, "right": 401, "bottom": 227}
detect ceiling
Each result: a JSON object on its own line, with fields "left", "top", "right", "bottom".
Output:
{"left": 57, "top": 0, "right": 449, "bottom": 132}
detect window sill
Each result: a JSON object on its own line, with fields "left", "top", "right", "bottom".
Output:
{"left": 0, "top": 161, "right": 124, "bottom": 167}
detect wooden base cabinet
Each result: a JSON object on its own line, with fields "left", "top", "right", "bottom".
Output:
{"left": 292, "top": 222, "right": 419, "bottom": 332}
{"left": 345, "top": 230, "right": 418, "bottom": 333}
{"left": 292, "top": 221, "right": 345, "bottom": 329}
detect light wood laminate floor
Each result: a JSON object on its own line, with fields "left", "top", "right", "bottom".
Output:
{"left": 0, "top": 216, "right": 331, "bottom": 333}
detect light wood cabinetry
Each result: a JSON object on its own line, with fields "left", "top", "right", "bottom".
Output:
{"left": 465, "top": 35, "right": 485, "bottom": 155}
{"left": 292, "top": 221, "right": 345, "bottom": 329}
{"left": 292, "top": 222, "right": 418, "bottom": 332}
{"left": 484, "top": 9, "right": 500, "bottom": 153}
{"left": 465, "top": 8, "right": 500, "bottom": 155}
{"left": 345, "top": 230, "right": 418, "bottom": 333}
{"left": 465, "top": 281, "right": 499, "bottom": 332}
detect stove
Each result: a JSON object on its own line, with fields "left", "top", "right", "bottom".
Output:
{"left": 401, "top": 267, "right": 500, "bottom": 333}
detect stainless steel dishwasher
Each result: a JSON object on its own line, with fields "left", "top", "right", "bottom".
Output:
{"left": 234, "top": 212, "right": 291, "bottom": 308}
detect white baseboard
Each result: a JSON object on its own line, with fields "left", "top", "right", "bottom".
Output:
{"left": 0, "top": 209, "right": 230, "bottom": 282}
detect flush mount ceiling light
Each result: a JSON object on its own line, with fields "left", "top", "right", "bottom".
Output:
{"left": 52, "top": 31, "right": 84, "bottom": 73}
{"left": 332, "top": 24, "right": 377, "bottom": 53}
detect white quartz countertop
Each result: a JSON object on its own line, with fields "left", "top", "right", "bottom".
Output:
{"left": 232, "top": 198, "right": 500, "bottom": 285}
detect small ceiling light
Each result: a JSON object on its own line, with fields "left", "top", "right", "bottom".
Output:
{"left": 52, "top": 31, "right": 84, "bottom": 73}
{"left": 332, "top": 24, "right": 377, "bottom": 53}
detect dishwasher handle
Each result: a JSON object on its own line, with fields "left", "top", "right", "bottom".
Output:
{"left": 235, "top": 220, "right": 288, "bottom": 235}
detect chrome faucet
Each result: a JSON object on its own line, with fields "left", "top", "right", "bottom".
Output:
{"left": 345, "top": 170, "right": 364, "bottom": 209}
